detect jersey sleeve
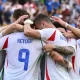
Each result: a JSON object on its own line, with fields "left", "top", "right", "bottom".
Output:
{"left": 38, "top": 28, "right": 57, "bottom": 41}
{"left": 0, "top": 35, "right": 8, "bottom": 50}
{"left": 67, "top": 38, "right": 77, "bottom": 52}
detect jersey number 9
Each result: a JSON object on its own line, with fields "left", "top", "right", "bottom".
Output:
{"left": 18, "top": 49, "right": 30, "bottom": 71}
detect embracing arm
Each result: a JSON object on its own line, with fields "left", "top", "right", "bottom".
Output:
{"left": 49, "top": 50, "right": 72, "bottom": 68}
{"left": 49, "top": 50, "right": 64, "bottom": 62}
{"left": 2, "top": 23, "right": 24, "bottom": 36}
{"left": 52, "top": 16, "right": 80, "bottom": 38}
{"left": 1, "top": 15, "right": 28, "bottom": 37}
{"left": 0, "top": 27, "right": 7, "bottom": 32}
{"left": 57, "top": 28, "right": 77, "bottom": 38}
{"left": 66, "top": 24, "right": 80, "bottom": 38}
{"left": 63, "top": 31, "right": 77, "bottom": 38}
{"left": 24, "top": 23, "right": 41, "bottom": 39}
{"left": 0, "top": 23, "right": 16, "bottom": 37}
{"left": 53, "top": 45, "right": 74, "bottom": 56}
{"left": 43, "top": 44, "right": 74, "bottom": 56}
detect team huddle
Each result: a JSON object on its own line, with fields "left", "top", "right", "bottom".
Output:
{"left": 0, "top": 9, "right": 80, "bottom": 80}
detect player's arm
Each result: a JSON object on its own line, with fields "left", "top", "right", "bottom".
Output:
{"left": 49, "top": 50, "right": 72, "bottom": 69}
{"left": 1, "top": 23, "right": 16, "bottom": 37}
{"left": 0, "top": 23, "right": 19, "bottom": 33}
{"left": 63, "top": 31, "right": 77, "bottom": 38}
{"left": 2, "top": 23, "right": 24, "bottom": 37}
{"left": 57, "top": 28, "right": 77, "bottom": 38}
{"left": 24, "top": 23, "right": 41, "bottom": 39}
{"left": 1, "top": 15, "right": 52, "bottom": 39}
{"left": 0, "top": 23, "right": 16, "bottom": 38}
{"left": 49, "top": 50, "right": 64, "bottom": 63}
{"left": 52, "top": 16, "right": 80, "bottom": 38}
{"left": 43, "top": 44, "right": 74, "bottom": 56}
{"left": 53, "top": 46, "right": 74, "bottom": 55}
{"left": 65, "top": 24, "right": 80, "bottom": 38}
{"left": 0, "top": 15, "right": 28, "bottom": 37}
{"left": 0, "top": 23, "right": 17, "bottom": 37}
{"left": 0, "top": 23, "right": 23, "bottom": 37}
{"left": 24, "top": 23, "right": 57, "bottom": 41}
{"left": 0, "top": 26, "right": 7, "bottom": 32}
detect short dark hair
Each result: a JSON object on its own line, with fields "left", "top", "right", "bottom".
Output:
{"left": 34, "top": 14, "right": 52, "bottom": 24}
{"left": 13, "top": 9, "right": 30, "bottom": 20}
{"left": 53, "top": 21, "right": 66, "bottom": 30}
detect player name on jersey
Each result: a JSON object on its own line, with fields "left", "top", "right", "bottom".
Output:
{"left": 17, "top": 38, "right": 32, "bottom": 44}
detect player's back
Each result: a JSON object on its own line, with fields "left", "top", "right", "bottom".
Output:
{"left": 3, "top": 32, "right": 43, "bottom": 80}
{"left": 39, "top": 28, "right": 75, "bottom": 80}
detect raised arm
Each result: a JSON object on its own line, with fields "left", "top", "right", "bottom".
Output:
{"left": 0, "top": 15, "right": 28, "bottom": 37}
{"left": 0, "top": 15, "right": 41, "bottom": 38}
{"left": 52, "top": 16, "right": 80, "bottom": 38}
{"left": 0, "top": 23, "right": 16, "bottom": 37}
{"left": 2, "top": 23, "right": 24, "bottom": 37}
{"left": 63, "top": 31, "right": 77, "bottom": 38}
{"left": 65, "top": 24, "right": 80, "bottom": 38}
{"left": 57, "top": 28, "right": 77, "bottom": 38}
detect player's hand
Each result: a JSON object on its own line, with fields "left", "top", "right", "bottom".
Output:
{"left": 43, "top": 44, "right": 54, "bottom": 52}
{"left": 57, "top": 28, "right": 66, "bottom": 33}
{"left": 57, "top": 28, "right": 68, "bottom": 37}
{"left": 62, "top": 32, "right": 68, "bottom": 38}
{"left": 15, "top": 15, "right": 28, "bottom": 24}
{"left": 51, "top": 16, "right": 66, "bottom": 28}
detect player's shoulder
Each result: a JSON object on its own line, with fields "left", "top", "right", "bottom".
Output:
{"left": 9, "top": 32, "right": 24, "bottom": 36}
{"left": 77, "top": 39, "right": 80, "bottom": 44}
{"left": 43, "top": 28, "right": 61, "bottom": 32}
{"left": 42, "top": 28, "right": 56, "bottom": 30}
{"left": 40, "top": 28, "right": 58, "bottom": 33}
{"left": 77, "top": 39, "right": 80, "bottom": 42}
{"left": 6, "top": 32, "right": 25, "bottom": 39}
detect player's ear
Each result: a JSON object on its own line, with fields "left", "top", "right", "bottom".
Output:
{"left": 42, "top": 21, "right": 49, "bottom": 27}
{"left": 41, "top": 21, "right": 44, "bottom": 25}
{"left": 41, "top": 21, "right": 46, "bottom": 26}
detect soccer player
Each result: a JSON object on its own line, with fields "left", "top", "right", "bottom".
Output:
{"left": 0, "top": 9, "right": 30, "bottom": 80}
